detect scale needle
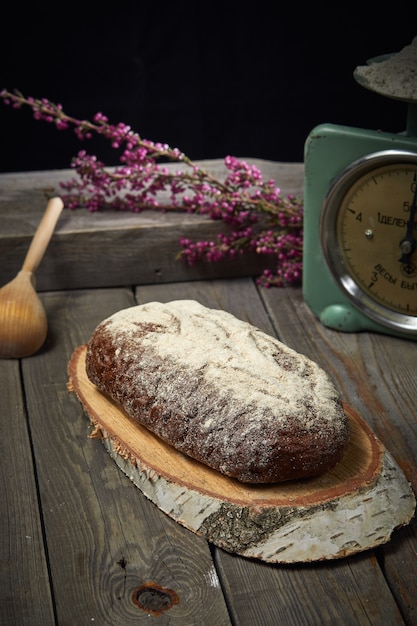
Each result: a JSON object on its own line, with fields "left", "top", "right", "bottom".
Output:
{"left": 399, "top": 179, "right": 417, "bottom": 266}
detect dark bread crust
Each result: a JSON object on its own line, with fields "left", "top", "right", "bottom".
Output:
{"left": 85, "top": 301, "right": 349, "bottom": 483}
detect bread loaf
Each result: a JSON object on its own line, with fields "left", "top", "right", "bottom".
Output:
{"left": 85, "top": 300, "right": 349, "bottom": 483}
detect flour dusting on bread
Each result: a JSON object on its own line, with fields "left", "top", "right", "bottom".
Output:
{"left": 86, "top": 300, "right": 349, "bottom": 483}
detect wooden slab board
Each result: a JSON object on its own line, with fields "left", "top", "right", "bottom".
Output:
{"left": 68, "top": 345, "right": 416, "bottom": 564}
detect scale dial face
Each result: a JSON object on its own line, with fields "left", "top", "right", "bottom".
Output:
{"left": 321, "top": 150, "right": 417, "bottom": 335}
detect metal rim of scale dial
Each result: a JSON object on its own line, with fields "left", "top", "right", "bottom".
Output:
{"left": 320, "top": 149, "right": 417, "bottom": 335}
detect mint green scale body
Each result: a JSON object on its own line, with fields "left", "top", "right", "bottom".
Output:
{"left": 302, "top": 121, "right": 417, "bottom": 340}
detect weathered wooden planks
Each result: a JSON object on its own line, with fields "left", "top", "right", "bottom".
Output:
{"left": 0, "top": 359, "right": 55, "bottom": 626}
{"left": 2, "top": 276, "right": 413, "bottom": 625}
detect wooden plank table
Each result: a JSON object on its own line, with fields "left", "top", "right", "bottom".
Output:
{"left": 1, "top": 162, "right": 416, "bottom": 625}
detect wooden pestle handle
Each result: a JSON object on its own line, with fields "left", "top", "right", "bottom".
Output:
{"left": 21, "top": 197, "right": 64, "bottom": 274}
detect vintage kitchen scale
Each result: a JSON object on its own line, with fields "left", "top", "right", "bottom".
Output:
{"left": 303, "top": 38, "right": 417, "bottom": 340}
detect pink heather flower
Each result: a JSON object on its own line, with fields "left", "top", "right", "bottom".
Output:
{"left": 1, "top": 88, "right": 304, "bottom": 286}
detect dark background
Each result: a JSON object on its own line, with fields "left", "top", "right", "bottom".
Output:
{"left": 1, "top": 3, "right": 416, "bottom": 173}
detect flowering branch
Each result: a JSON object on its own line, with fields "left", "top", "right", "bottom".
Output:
{"left": 1, "top": 88, "right": 303, "bottom": 287}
